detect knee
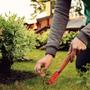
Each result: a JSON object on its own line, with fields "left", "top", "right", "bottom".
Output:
{"left": 76, "top": 61, "right": 87, "bottom": 72}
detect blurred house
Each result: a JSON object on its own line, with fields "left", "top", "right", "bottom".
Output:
{"left": 0, "top": 0, "right": 84, "bottom": 33}
{"left": 25, "top": 1, "right": 52, "bottom": 33}
{"left": 27, "top": 0, "right": 85, "bottom": 33}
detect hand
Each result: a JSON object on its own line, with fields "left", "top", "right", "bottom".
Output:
{"left": 68, "top": 37, "right": 87, "bottom": 62}
{"left": 69, "top": 37, "right": 87, "bottom": 53}
{"left": 34, "top": 54, "right": 53, "bottom": 77}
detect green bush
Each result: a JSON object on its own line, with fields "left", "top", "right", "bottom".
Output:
{"left": 14, "top": 29, "right": 37, "bottom": 59}
{"left": 36, "top": 30, "right": 78, "bottom": 50}
{"left": 60, "top": 31, "right": 78, "bottom": 50}
{"left": 0, "top": 14, "right": 37, "bottom": 59}
{"left": 0, "top": 14, "right": 37, "bottom": 72}
{"left": 36, "top": 30, "right": 50, "bottom": 48}
{"left": 35, "top": 30, "right": 78, "bottom": 51}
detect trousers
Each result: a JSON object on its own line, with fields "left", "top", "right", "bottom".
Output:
{"left": 76, "top": 48, "right": 90, "bottom": 72}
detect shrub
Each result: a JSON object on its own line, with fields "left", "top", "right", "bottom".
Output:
{"left": 14, "top": 29, "right": 37, "bottom": 59}
{"left": 60, "top": 31, "right": 78, "bottom": 50}
{"left": 35, "top": 30, "right": 78, "bottom": 50}
{"left": 0, "top": 14, "right": 37, "bottom": 72}
{"left": 36, "top": 30, "right": 50, "bottom": 48}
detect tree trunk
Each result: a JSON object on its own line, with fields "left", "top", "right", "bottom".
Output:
{"left": 0, "top": 45, "right": 13, "bottom": 74}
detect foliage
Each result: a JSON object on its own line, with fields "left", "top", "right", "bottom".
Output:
{"left": 51, "top": 0, "right": 55, "bottom": 9}
{"left": 36, "top": 30, "right": 78, "bottom": 50}
{"left": 14, "top": 29, "right": 37, "bottom": 59}
{"left": 76, "top": 64, "right": 90, "bottom": 89}
{"left": 0, "top": 14, "right": 37, "bottom": 61}
{"left": 35, "top": 30, "right": 78, "bottom": 50}
{"left": 30, "top": 0, "right": 46, "bottom": 19}
{"left": 74, "top": 0, "right": 83, "bottom": 15}
{"left": 36, "top": 30, "right": 50, "bottom": 48}
{"left": 60, "top": 31, "right": 78, "bottom": 50}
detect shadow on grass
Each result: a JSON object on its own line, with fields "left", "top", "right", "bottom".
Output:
{"left": 0, "top": 70, "right": 36, "bottom": 85}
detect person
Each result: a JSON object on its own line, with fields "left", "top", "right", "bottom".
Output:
{"left": 35, "top": 0, "right": 90, "bottom": 75}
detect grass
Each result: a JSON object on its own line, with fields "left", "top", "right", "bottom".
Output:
{"left": 0, "top": 49, "right": 89, "bottom": 90}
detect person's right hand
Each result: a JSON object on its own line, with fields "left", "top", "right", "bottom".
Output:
{"left": 34, "top": 54, "right": 53, "bottom": 77}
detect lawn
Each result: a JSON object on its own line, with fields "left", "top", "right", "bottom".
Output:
{"left": 0, "top": 49, "right": 89, "bottom": 90}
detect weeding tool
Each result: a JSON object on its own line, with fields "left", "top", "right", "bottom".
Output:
{"left": 48, "top": 50, "right": 76, "bottom": 85}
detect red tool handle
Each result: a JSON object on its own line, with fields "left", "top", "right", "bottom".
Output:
{"left": 48, "top": 50, "right": 76, "bottom": 85}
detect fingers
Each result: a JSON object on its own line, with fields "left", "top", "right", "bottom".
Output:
{"left": 34, "top": 55, "right": 52, "bottom": 77}
{"left": 34, "top": 62, "right": 42, "bottom": 74}
{"left": 68, "top": 37, "right": 87, "bottom": 63}
{"left": 69, "top": 37, "right": 87, "bottom": 55}
{"left": 71, "top": 37, "right": 86, "bottom": 51}
{"left": 34, "top": 62, "right": 46, "bottom": 77}
{"left": 68, "top": 44, "right": 72, "bottom": 55}
{"left": 68, "top": 44, "right": 76, "bottom": 63}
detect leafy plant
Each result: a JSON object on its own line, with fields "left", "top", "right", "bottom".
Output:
{"left": 35, "top": 30, "right": 78, "bottom": 50}
{"left": 36, "top": 30, "right": 50, "bottom": 48}
{"left": 76, "top": 64, "right": 90, "bottom": 89}
{"left": 60, "top": 31, "right": 78, "bottom": 50}
{"left": 30, "top": 0, "right": 46, "bottom": 19}
{"left": 0, "top": 14, "right": 37, "bottom": 73}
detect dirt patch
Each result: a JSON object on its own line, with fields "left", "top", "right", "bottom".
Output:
{"left": 0, "top": 70, "right": 36, "bottom": 85}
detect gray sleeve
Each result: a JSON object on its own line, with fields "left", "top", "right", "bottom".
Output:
{"left": 46, "top": 0, "right": 71, "bottom": 57}
{"left": 77, "top": 23, "right": 90, "bottom": 47}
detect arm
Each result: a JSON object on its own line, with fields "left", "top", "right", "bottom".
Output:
{"left": 34, "top": 0, "right": 72, "bottom": 76}
{"left": 46, "top": 0, "right": 72, "bottom": 57}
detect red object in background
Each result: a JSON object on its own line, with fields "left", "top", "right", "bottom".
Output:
{"left": 48, "top": 50, "right": 76, "bottom": 85}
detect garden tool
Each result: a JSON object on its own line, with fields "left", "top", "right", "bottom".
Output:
{"left": 48, "top": 49, "right": 76, "bottom": 85}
